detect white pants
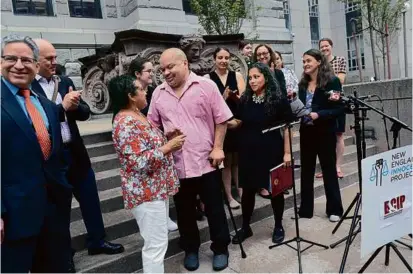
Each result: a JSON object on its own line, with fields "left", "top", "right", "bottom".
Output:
{"left": 131, "top": 200, "right": 169, "bottom": 273}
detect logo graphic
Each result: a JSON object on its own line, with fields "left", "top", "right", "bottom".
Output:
{"left": 369, "top": 158, "right": 389, "bottom": 186}
{"left": 383, "top": 195, "right": 405, "bottom": 219}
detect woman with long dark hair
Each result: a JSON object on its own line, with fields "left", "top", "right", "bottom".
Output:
{"left": 228, "top": 63, "right": 293, "bottom": 244}
{"left": 204, "top": 47, "right": 246, "bottom": 209}
{"left": 297, "top": 49, "right": 344, "bottom": 222}
{"left": 252, "top": 44, "right": 288, "bottom": 199}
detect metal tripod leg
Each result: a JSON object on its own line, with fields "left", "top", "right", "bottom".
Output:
{"left": 339, "top": 193, "right": 362, "bottom": 273}
{"left": 332, "top": 193, "right": 359, "bottom": 234}
{"left": 359, "top": 243, "right": 412, "bottom": 273}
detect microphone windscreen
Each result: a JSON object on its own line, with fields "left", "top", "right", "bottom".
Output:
{"left": 290, "top": 98, "right": 309, "bottom": 118}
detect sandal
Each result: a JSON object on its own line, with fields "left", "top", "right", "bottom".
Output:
{"left": 337, "top": 171, "right": 344, "bottom": 179}
{"left": 315, "top": 173, "right": 323, "bottom": 179}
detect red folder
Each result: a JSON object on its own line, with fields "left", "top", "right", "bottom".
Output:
{"left": 269, "top": 163, "right": 293, "bottom": 197}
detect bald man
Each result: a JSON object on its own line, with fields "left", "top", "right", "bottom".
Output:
{"left": 32, "top": 39, "right": 124, "bottom": 271}
{"left": 148, "top": 48, "right": 232, "bottom": 271}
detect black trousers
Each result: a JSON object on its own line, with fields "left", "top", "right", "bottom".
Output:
{"left": 63, "top": 147, "right": 105, "bottom": 248}
{"left": 173, "top": 170, "right": 230, "bottom": 254}
{"left": 241, "top": 188, "right": 284, "bottom": 229}
{"left": 298, "top": 126, "right": 344, "bottom": 217}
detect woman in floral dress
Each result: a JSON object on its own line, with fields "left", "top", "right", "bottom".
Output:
{"left": 109, "top": 75, "right": 186, "bottom": 273}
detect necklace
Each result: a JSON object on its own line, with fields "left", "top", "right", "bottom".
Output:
{"left": 252, "top": 93, "right": 265, "bottom": 104}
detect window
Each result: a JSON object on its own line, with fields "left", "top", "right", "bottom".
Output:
{"left": 182, "top": 0, "right": 194, "bottom": 14}
{"left": 344, "top": 0, "right": 360, "bottom": 13}
{"left": 345, "top": 4, "right": 365, "bottom": 71}
{"left": 283, "top": 0, "right": 291, "bottom": 30}
{"left": 12, "top": 0, "right": 53, "bottom": 16}
{"left": 68, "top": 0, "right": 102, "bottom": 18}
{"left": 308, "top": 0, "right": 320, "bottom": 48}
{"left": 347, "top": 35, "right": 365, "bottom": 71}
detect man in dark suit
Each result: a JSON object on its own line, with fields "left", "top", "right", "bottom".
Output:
{"left": 31, "top": 39, "right": 124, "bottom": 267}
{"left": 1, "top": 34, "right": 73, "bottom": 272}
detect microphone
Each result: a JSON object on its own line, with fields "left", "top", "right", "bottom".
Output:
{"left": 290, "top": 97, "right": 310, "bottom": 118}
{"left": 325, "top": 91, "right": 373, "bottom": 102}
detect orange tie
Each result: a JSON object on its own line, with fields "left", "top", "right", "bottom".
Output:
{"left": 20, "top": 89, "right": 51, "bottom": 160}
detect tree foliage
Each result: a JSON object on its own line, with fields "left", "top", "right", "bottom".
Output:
{"left": 190, "top": 0, "right": 249, "bottom": 35}
{"left": 338, "top": 0, "right": 407, "bottom": 78}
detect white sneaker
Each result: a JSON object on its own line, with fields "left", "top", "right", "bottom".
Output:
{"left": 167, "top": 218, "right": 178, "bottom": 232}
{"left": 329, "top": 215, "right": 340, "bottom": 222}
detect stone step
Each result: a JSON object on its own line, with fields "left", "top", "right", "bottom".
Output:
{"left": 85, "top": 133, "right": 355, "bottom": 159}
{"left": 89, "top": 136, "right": 355, "bottom": 175}
{"left": 70, "top": 143, "right": 375, "bottom": 223}
{"left": 82, "top": 131, "right": 112, "bottom": 146}
{"left": 73, "top": 159, "right": 361, "bottom": 273}
{"left": 85, "top": 141, "right": 115, "bottom": 158}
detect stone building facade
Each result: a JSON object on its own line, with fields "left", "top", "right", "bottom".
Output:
{"left": 1, "top": 0, "right": 412, "bottom": 88}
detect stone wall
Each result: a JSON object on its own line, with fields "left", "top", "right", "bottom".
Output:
{"left": 343, "top": 78, "right": 412, "bottom": 152}
{"left": 58, "top": 48, "right": 96, "bottom": 88}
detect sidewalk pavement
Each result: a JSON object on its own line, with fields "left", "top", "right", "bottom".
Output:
{"left": 78, "top": 117, "right": 112, "bottom": 136}
{"left": 163, "top": 183, "right": 412, "bottom": 273}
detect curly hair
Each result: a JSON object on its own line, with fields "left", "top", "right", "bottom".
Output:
{"left": 241, "top": 62, "right": 289, "bottom": 119}
{"left": 299, "top": 49, "right": 335, "bottom": 90}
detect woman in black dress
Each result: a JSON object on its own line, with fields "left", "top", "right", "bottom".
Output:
{"left": 205, "top": 47, "right": 246, "bottom": 209}
{"left": 252, "top": 44, "right": 289, "bottom": 198}
{"left": 297, "top": 49, "right": 344, "bottom": 222}
{"left": 228, "top": 62, "right": 293, "bottom": 244}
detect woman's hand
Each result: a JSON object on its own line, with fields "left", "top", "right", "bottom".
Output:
{"left": 161, "top": 134, "right": 186, "bottom": 154}
{"left": 309, "top": 112, "right": 319, "bottom": 120}
{"left": 283, "top": 152, "right": 291, "bottom": 167}
{"left": 223, "top": 86, "right": 231, "bottom": 100}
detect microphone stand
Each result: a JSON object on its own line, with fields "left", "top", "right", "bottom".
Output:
{"left": 263, "top": 120, "right": 329, "bottom": 274}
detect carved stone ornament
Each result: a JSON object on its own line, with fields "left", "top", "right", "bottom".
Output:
{"left": 79, "top": 29, "right": 247, "bottom": 114}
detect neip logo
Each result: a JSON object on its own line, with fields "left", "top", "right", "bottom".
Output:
{"left": 369, "top": 158, "right": 389, "bottom": 186}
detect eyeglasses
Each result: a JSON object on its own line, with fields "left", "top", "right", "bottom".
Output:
{"left": 142, "top": 69, "right": 154, "bottom": 74}
{"left": 1, "top": 55, "right": 37, "bottom": 65}
{"left": 256, "top": 52, "right": 269, "bottom": 57}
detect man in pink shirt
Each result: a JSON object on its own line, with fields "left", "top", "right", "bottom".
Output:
{"left": 148, "top": 48, "right": 232, "bottom": 271}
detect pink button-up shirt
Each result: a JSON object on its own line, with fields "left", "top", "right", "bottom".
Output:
{"left": 148, "top": 72, "right": 233, "bottom": 179}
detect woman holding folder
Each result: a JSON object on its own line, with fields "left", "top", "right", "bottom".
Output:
{"left": 227, "top": 63, "right": 293, "bottom": 244}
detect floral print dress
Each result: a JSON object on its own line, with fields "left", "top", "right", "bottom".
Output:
{"left": 112, "top": 114, "right": 179, "bottom": 210}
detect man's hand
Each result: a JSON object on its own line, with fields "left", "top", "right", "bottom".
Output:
{"left": 62, "top": 87, "right": 82, "bottom": 111}
{"left": 208, "top": 148, "right": 225, "bottom": 168}
{"left": 1, "top": 218, "right": 4, "bottom": 244}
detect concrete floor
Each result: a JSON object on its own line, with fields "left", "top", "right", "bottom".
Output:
{"left": 163, "top": 183, "right": 412, "bottom": 273}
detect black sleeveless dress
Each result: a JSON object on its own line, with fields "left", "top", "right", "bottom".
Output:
{"left": 209, "top": 70, "right": 239, "bottom": 153}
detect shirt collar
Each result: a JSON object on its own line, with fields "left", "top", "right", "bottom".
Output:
{"left": 1, "top": 77, "right": 36, "bottom": 97}
{"left": 160, "top": 72, "right": 200, "bottom": 95}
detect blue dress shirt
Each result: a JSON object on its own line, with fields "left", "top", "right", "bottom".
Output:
{"left": 2, "top": 78, "right": 49, "bottom": 129}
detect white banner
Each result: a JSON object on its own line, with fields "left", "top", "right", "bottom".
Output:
{"left": 361, "top": 145, "right": 412, "bottom": 258}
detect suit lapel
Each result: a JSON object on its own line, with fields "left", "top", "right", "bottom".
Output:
{"left": 1, "top": 81, "right": 43, "bottom": 157}
{"left": 31, "top": 79, "right": 47, "bottom": 98}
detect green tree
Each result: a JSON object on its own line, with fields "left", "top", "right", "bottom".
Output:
{"left": 190, "top": 0, "right": 250, "bottom": 35}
